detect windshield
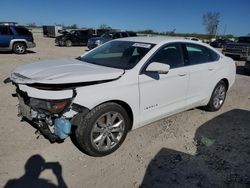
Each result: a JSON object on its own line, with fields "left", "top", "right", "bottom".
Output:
{"left": 237, "top": 37, "right": 250, "bottom": 44}
{"left": 101, "top": 32, "right": 114, "bottom": 38}
{"left": 70, "top": 30, "right": 77, "bottom": 35}
{"left": 79, "top": 41, "right": 155, "bottom": 70}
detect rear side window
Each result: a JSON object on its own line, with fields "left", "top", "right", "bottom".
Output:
{"left": 15, "top": 27, "right": 31, "bottom": 35}
{"left": 185, "top": 43, "right": 219, "bottom": 65}
{"left": 0, "top": 26, "right": 9, "bottom": 35}
{"left": 128, "top": 32, "right": 137, "bottom": 37}
{"left": 121, "top": 32, "right": 128, "bottom": 37}
{"left": 113, "top": 32, "right": 121, "bottom": 39}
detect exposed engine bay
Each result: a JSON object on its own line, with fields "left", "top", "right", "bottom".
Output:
{"left": 15, "top": 85, "right": 86, "bottom": 142}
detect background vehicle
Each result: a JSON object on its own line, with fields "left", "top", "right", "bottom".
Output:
{"left": 43, "top": 25, "right": 63, "bottom": 37}
{"left": 55, "top": 29, "right": 94, "bottom": 47}
{"left": 7, "top": 37, "right": 235, "bottom": 156}
{"left": 245, "top": 56, "right": 250, "bottom": 75}
{"left": 87, "top": 31, "right": 137, "bottom": 49}
{"left": 0, "top": 22, "right": 36, "bottom": 54}
{"left": 210, "top": 38, "right": 233, "bottom": 48}
{"left": 222, "top": 36, "right": 250, "bottom": 60}
{"left": 184, "top": 37, "right": 202, "bottom": 43}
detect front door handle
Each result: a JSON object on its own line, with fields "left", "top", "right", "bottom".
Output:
{"left": 178, "top": 73, "right": 187, "bottom": 76}
{"left": 208, "top": 68, "right": 214, "bottom": 71}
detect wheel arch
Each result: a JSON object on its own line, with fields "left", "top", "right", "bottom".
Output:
{"left": 221, "top": 78, "right": 229, "bottom": 91}
{"left": 95, "top": 100, "right": 134, "bottom": 131}
{"left": 11, "top": 39, "right": 28, "bottom": 49}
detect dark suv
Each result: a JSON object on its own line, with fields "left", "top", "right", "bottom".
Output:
{"left": 55, "top": 29, "right": 94, "bottom": 47}
{"left": 0, "top": 22, "right": 35, "bottom": 54}
{"left": 222, "top": 36, "right": 250, "bottom": 60}
{"left": 210, "top": 38, "right": 233, "bottom": 48}
{"left": 87, "top": 31, "right": 137, "bottom": 49}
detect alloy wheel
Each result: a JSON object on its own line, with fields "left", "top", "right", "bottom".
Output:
{"left": 213, "top": 84, "right": 226, "bottom": 109}
{"left": 90, "top": 112, "right": 125, "bottom": 152}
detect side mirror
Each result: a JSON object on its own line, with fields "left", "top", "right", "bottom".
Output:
{"left": 145, "top": 62, "right": 170, "bottom": 74}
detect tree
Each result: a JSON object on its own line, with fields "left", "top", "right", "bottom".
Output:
{"left": 67, "top": 24, "right": 78, "bottom": 29}
{"left": 99, "top": 24, "right": 112, "bottom": 30}
{"left": 26, "top": 22, "right": 37, "bottom": 27}
{"left": 202, "top": 11, "right": 220, "bottom": 36}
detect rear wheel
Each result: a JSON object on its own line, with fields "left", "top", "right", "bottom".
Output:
{"left": 13, "top": 42, "right": 26, "bottom": 54}
{"left": 75, "top": 103, "right": 130, "bottom": 156}
{"left": 244, "top": 68, "right": 250, "bottom": 75}
{"left": 204, "top": 81, "right": 227, "bottom": 111}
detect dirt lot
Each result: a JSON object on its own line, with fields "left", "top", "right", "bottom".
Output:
{"left": 0, "top": 36, "right": 250, "bottom": 188}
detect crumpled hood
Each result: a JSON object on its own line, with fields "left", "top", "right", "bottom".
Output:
{"left": 10, "top": 58, "right": 124, "bottom": 84}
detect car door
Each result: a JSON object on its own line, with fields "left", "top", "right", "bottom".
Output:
{"left": 72, "top": 31, "right": 80, "bottom": 45}
{"left": 79, "top": 30, "right": 88, "bottom": 45}
{"left": 139, "top": 43, "right": 189, "bottom": 125}
{"left": 182, "top": 43, "right": 220, "bottom": 107}
{"left": 0, "top": 26, "right": 12, "bottom": 48}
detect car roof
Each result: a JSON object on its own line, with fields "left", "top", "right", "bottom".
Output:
{"left": 116, "top": 36, "right": 199, "bottom": 45}
{"left": 115, "top": 36, "right": 219, "bottom": 53}
{"left": 71, "top": 29, "right": 90, "bottom": 31}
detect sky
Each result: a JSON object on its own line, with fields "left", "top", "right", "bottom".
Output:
{"left": 1, "top": 0, "right": 249, "bottom": 36}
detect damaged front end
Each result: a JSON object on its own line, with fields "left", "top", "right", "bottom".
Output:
{"left": 14, "top": 84, "right": 83, "bottom": 142}
{"left": 5, "top": 58, "right": 124, "bottom": 143}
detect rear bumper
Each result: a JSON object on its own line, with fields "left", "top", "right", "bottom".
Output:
{"left": 27, "top": 42, "right": 36, "bottom": 48}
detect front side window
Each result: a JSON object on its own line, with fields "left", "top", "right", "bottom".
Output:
{"left": 185, "top": 43, "right": 219, "bottom": 65}
{"left": 79, "top": 41, "right": 155, "bottom": 70}
{"left": 148, "top": 43, "right": 183, "bottom": 69}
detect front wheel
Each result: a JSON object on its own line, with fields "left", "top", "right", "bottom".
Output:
{"left": 204, "top": 81, "right": 227, "bottom": 111}
{"left": 65, "top": 40, "right": 72, "bottom": 47}
{"left": 75, "top": 103, "right": 130, "bottom": 156}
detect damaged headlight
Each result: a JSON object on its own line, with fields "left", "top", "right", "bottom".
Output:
{"left": 30, "top": 98, "right": 72, "bottom": 114}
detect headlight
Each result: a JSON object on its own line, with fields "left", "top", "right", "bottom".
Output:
{"left": 242, "top": 48, "right": 247, "bottom": 52}
{"left": 30, "top": 98, "right": 71, "bottom": 114}
{"left": 95, "top": 40, "right": 102, "bottom": 46}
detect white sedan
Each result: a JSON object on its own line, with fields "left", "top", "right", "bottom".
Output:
{"left": 7, "top": 37, "right": 236, "bottom": 156}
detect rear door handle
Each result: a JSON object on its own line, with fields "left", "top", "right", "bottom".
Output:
{"left": 208, "top": 68, "right": 214, "bottom": 71}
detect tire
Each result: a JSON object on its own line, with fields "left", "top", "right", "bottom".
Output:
{"left": 65, "top": 40, "right": 72, "bottom": 47}
{"left": 204, "top": 81, "right": 227, "bottom": 111}
{"left": 13, "top": 42, "right": 26, "bottom": 54}
{"left": 244, "top": 68, "right": 250, "bottom": 75}
{"left": 75, "top": 103, "right": 131, "bottom": 156}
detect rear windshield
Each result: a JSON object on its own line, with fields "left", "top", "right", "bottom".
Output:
{"left": 15, "top": 27, "right": 31, "bottom": 35}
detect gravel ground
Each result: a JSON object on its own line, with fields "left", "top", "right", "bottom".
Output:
{"left": 0, "top": 36, "right": 249, "bottom": 188}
